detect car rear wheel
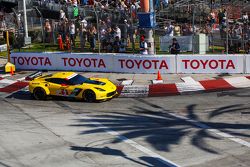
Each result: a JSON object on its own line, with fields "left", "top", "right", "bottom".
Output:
{"left": 33, "top": 87, "right": 47, "bottom": 100}
{"left": 83, "top": 90, "right": 96, "bottom": 102}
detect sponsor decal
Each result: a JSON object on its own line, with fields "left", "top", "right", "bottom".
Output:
{"left": 62, "top": 57, "right": 106, "bottom": 68}
{"left": 182, "top": 59, "right": 235, "bottom": 70}
{"left": 11, "top": 56, "right": 52, "bottom": 66}
{"left": 118, "top": 59, "right": 169, "bottom": 70}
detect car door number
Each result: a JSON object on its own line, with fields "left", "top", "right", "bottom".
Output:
{"left": 56, "top": 89, "right": 68, "bottom": 96}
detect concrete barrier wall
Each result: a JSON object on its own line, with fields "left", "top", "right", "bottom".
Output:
{"left": 177, "top": 55, "right": 244, "bottom": 74}
{"left": 11, "top": 52, "right": 249, "bottom": 74}
{"left": 246, "top": 54, "right": 250, "bottom": 73}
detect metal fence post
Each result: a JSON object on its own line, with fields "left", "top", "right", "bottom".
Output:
{"left": 93, "top": 6, "right": 100, "bottom": 54}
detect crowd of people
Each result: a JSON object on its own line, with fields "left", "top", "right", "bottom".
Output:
{"left": 43, "top": 0, "right": 144, "bottom": 53}
{"left": 163, "top": 7, "right": 250, "bottom": 54}
{"left": 1, "top": 0, "right": 250, "bottom": 54}
{"left": 44, "top": 12, "right": 139, "bottom": 53}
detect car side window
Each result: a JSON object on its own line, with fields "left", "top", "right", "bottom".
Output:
{"left": 46, "top": 78, "right": 68, "bottom": 85}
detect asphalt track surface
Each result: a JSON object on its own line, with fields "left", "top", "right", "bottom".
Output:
{"left": 0, "top": 88, "right": 250, "bottom": 167}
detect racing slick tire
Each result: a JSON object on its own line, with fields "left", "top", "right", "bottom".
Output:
{"left": 83, "top": 90, "right": 96, "bottom": 102}
{"left": 33, "top": 87, "right": 47, "bottom": 100}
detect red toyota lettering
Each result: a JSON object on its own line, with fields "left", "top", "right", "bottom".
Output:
{"left": 226, "top": 60, "right": 235, "bottom": 69}
{"left": 143, "top": 60, "right": 152, "bottom": 69}
{"left": 98, "top": 59, "right": 106, "bottom": 68}
{"left": 159, "top": 60, "right": 169, "bottom": 69}
{"left": 182, "top": 60, "right": 190, "bottom": 69}
{"left": 68, "top": 58, "right": 76, "bottom": 67}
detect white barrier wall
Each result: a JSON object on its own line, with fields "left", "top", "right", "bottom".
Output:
{"left": 11, "top": 53, "right": 176, "bottom": 73}
{"left": 11, "top": 52, "right": 248, "bottom": 74}
{"left": 113, "top": 54, "right": 176, "bottom": 73}
{"left": 177, "top": 55, "right": 244, "bottom": 74}
{"left": 246, "top": 55, "right": 250, "bottom": 73}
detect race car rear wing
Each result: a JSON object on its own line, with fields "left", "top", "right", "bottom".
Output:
{"left": 25, "top": 71, "right": 43, "bottom": 81}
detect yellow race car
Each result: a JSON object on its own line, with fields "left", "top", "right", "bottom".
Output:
{"left": 28, "top": 72, "right": 117, "bottom": 102}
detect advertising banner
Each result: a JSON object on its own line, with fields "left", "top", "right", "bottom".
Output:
{"left": 177, "top": 55, "right": 244, "bottom": 73}
{"left": 246, "top": 54, "right": 250, "bottom": 73}
{"left": 11, "top": 53, "right": 246, "bottom": 74}
{"left": 113, "top": 54, "right": 176, "bottom": 73}
{"left": 11, "top": 53, "right": 176, "bottom": 73}
{"left": 11, "top": 53, "right": 113, "bottom": 72}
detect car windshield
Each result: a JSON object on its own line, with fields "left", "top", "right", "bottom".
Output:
{"left": 68, "top": 74, "right": 88, "bottom": 85}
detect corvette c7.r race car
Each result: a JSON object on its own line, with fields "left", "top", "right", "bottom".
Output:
{"left": 28, "top": 72, "right": 117, "bottom": 102}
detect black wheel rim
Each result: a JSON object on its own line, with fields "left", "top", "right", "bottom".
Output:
{"left": 34, "top": 89, "right": 45, "bottom": 100}
{"left": 85, "top": 91, "right": 95, "bottom": 102}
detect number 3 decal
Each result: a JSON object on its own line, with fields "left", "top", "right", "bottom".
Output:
{"left": 56, "top": 89, "right": 68, "bottom": 96}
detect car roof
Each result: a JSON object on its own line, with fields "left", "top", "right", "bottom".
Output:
{"left": 50, "top": 72, "right": 77, "bottom": 79}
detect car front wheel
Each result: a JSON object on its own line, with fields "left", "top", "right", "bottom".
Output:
{"left": 83, "top": 90, "right": 96, "bottom": 102}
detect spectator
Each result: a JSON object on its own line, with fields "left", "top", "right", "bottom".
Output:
{"left": 182, "top": 23, "right": 189, "bottom": 36}
{"left": 232, "top": 23, "right": 242, "bottom": 53}
{"left": 130, "top": 1, "right": 137, "bottom": 19}
{"left": 44, "top": 19, "right": 52, "bottom": 43}
{"left": 164, "top": 22, "right": 174, "bottom": 36}
{"left": 81, "top": 0, "right": 88, "bottom": 5}
{"left": 204, "top": 22, "right": 213, "bottom": 46}
{"left": 173, "top": 23, "right": 181, "bottom": 36}
{"left": 79, "top": 18, "right": 87, "bottom": 51}
{"left": 169, "top": 38, "right": 180, "bottom": 54}
{"left": 72, "top": 0, "right": 77, "bottom": 6}
{"left": 209, "top": 10, "right": 216, "bottom": 28}
{"left": 113, "top": 36, "right": 120, "bottom": 53}
{"left": 73, "top": 4, "right": 79, "bottom": 18}
{"left": 60, "top": 9, "right": 66, "bottom": 20}
{"left": 162, "top": 0, "right": 169, "bottom": 8}
{"left": 105, "top": 26, "right": 114, "bottom": 52}
{"left": 242, "top": 12, "right": 249, "bottom": 25}
{"left": 139, "top": 35, "right": 148, "bottom": 55}
{"left": 88, "top": 0, "right": 94, "bottom": 5}
{"left": 220, "top": 17, "right": 227, "bottom": 50}
{"left": 126, "top": 20, "right": 136, "bottom": 51}
{"left": 119, "top": 38, "right": 127, "bottom": 53}
{"left": 69, "top": 21, "right": 75, "bottom": 47}
{"left": 218, "top": 8, "right": 225, "bottom": 25}
{"left": 245, "top": 40, "right": 250, "bottom": 54}
{"left": 88, "top": 25, "right": 97, "bottom": 51}
{"left": 113, "top": 25, "right": 121, "bottom": 39}
{"left": 228, "top": 25, "right": 234, "bottom": 52}
{"left": 99, "top": 20, "right": 107, "bottom": 51}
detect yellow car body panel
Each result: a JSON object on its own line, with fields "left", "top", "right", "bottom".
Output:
{"left": 29, "top": 72, "right": 117, "bottom": 101}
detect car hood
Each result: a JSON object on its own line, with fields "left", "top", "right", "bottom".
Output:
{"left": 84, "top": 78, "right": 106, "bottom": 85}
{"left": 87, "top": 78, "right": 116, "bottom": 90}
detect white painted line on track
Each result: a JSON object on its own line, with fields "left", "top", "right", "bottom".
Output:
{"left": 176, "top": 82, "right": 205, "bottom": 93}
{"left": 17, "top": 76, "right": 26, "bottom": 82}
{"left": 140, "top": 112, "right": 250, "bottom": 148}
{"left": 224, "top": 77, "right": 250, "bottom": 88}
{"left": 0, "top": 74, "right": 11, "bottom": 78}
{"left": 0, "top": 78, "right": 16, "bottom": 88}
{"left": 167, "top": 113, "right": 250, "bottom": 148}
{"left": 2, "top": 86, "right": 29, "bottom": 98}
{"left": 121, "top": 80, "right": 134, "bottom": 86}
{"left": 82, "top": 115, "right": 181, "bottom": 167}
{"left": 180, "top": 76, "right": 197, "bottom": 84}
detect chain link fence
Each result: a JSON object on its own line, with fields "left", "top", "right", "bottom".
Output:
{"left": 0, "top": 0, "right": 249, "bottom": 54}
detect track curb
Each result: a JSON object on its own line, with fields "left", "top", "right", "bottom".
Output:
{"left": 116, "top": 76, "right": 250, "bottom": 98}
